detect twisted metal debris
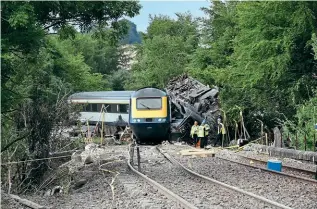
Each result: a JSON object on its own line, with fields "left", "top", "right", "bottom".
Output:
{"left": 165, "top": 74, "right": 220, "bottom": 141}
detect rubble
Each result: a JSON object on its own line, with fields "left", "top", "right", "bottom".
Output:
{"left": 165, "top": 74, "right": 220, "bottom": 142}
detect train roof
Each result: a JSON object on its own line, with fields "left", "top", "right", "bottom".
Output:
{"left": 68, "top": 91, "right": 134, "bottom": 103}
{"left": 131, "top": 87, "right": 167, "bottom": 98}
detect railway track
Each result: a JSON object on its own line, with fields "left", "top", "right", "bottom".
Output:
{"left": 127, "top": 143, "right": 197, "bottom": 209}
{"left": 128, "top": 143, "right": 292, "bottom": 209}
{"left": 234, "top": 154, "right": 317, "bottom": 179}
{"left": 175, "top": 144, "right": 317, "bottom": 182}
{"left": 161, "top": 144, "right": 317, "bottom": 209}
{"left": 214, "top": 154, "right": 317, "bottom": 183}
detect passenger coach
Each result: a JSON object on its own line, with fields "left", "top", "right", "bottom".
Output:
{"left": 129, "top": 87, "right": 171, "bottom": 144}
{"left": 68, "top": 91, "right": 134, "bottom": 126}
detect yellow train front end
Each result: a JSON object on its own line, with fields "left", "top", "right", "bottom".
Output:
{"left": 129, "top": 88, "right": 171, "bottom": 144}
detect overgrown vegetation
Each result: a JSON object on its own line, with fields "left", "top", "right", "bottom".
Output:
{"left": 126, "top": 13, "right": 199, "bottom": 89}
{"left": 1, "top": 1, "right": 141, "bottom": 193}
{"left": 127, "top": 1, "right": 317, "bottom": 150}
{"left": 2, "top": 0, "right": 317, "bottom": 194}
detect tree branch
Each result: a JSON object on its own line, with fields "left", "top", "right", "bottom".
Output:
{"left": 1, "top": 132, "right": 31, "bottom": 153}
{"left": 43, "top": 20, "right": 64, "bottom": 30}
{"left": 1, "top": 108, "right": 21, "bottom": 114}
{"left": 10, "top": 194, "right": 46, "bottom": 209}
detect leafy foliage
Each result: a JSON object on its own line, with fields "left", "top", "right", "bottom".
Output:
{"left": 1, "top": 1, "right": 140, "bottom": 192}
{"left": 186, "top": 1, "right": 317, "bottom": 141}
{"left": 127, "top": 1, "right": 316, "bottom": 148}
{"left": 108, "top": 69, "right": 132, "bottom": 90}
{"left": 126, "top": 14, "right": 199, "bottom": 89}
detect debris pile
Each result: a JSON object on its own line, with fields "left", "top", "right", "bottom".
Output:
{"left": 165, "top": 74, "right": 220, "bottom": 141}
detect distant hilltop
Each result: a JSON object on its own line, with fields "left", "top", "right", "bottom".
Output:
{"left": 118, "top": 20, "right": 141, "bottom": 70}
{"left": 120, "top": 20, "right": 142, "bottom": 45}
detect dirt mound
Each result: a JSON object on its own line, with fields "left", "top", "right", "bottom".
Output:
{"left": 37, "top": 144, "right": 128, "bottom": 194}
{"left": 13, "top": 145, "right": 130, "bottom": 209}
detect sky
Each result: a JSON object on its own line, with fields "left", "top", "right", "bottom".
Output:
{"left": 128, "top": 1, "right": 211, "bottom": 32}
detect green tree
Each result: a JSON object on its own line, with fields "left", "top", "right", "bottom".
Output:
{"left": 189, "top": 1, "right": 317, "bottom": 139}
{"left": 71, "top": 33, "right": 123, "bottom": 75}
{"left": 1, "top": 1, "right": 141, "bottom": 191}
{"left": 190, "top": 0, "right": 238, "bottom": 70}
{"left": 283, "top": 33, "right": 317, "bottom": 150}
{"left": 108, "top": 69, "right": 131, "bottom": 90}
{"left": 127, "top": 13, "right": 199, "bottom": 89}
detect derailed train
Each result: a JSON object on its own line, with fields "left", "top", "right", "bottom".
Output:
{"left": 68, "top": 88, "right": 171, "bottom": 144}
{"left": 128, "top": 87, "right": 171, "bottom": 144}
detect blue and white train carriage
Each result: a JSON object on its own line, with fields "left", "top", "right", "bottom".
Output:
{"left": 68, "top": 91, "right": 134, "bottom": 127}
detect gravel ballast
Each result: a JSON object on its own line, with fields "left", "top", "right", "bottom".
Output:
{"left": 161, "top": 144, "right": 317, "bottom": 209}
{"left": 216, "top": 150, "right": 316, "bottom": 179}
{"left": 7, "top": 145, "right": 176, "bottom": 209}
{"left": 135, "top": 146, "right": 277, "bottom": 209}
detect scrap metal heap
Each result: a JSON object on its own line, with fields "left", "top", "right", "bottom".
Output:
{"left": 165, "top": 74, "right": 220, "bottom": 142}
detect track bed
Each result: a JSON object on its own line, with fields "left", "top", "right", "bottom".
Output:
{"left": 161, "top": 144, "right": 317, "bottom": 209}
{"left": 134, "top": 146, "right": 276, "bottom": 209}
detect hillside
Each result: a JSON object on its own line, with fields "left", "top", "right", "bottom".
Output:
{"left": 120, "top": 20, "right": 142, "bottom": 45}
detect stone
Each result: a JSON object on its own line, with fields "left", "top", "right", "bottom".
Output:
{"left": 71, "top": 153, "right": 82, "bottom": 162}
{"left": 85, "top": 143, "right": 98, "bottom": 151}
{"left": 229, "top": 140, "right": 237, "bottom": 146}
{"left": 298, "top": 151, "right": 304, "bottom": 160}
{"left": 51, "top": 186, "right": 63, "bottom": 195}
{"left": 44, "top": 189, "right": 51, "bottom": 196}
{"left": 84, "top": 155, "right": 94, "bottom": 164}
{"left": 73, "top": 179, "right": 87, "bottom": 190}
{"left": 273, "top": 127, "right": 282, "bottom": 148}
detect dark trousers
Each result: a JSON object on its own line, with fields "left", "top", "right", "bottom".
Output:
{"left": 193, "top": 134, "right": 198, "bottom": 145}
{"left": 214, "top": 134, "right": 222, "bottom": 146}
{"left": 200, "top": 137, "right": 207, "bottom": 148}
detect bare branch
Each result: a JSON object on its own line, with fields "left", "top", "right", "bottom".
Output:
{"left": 1, "top": 132, "right": 31, "bottom": 153}
{"left": 10, "top": 194, "right": 46, "bottom": 209}
{"left": 43, "top": 20, "right": 64, "bottom": 30}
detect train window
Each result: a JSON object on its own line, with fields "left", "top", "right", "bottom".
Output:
{"left": 81, "top": 104, "right": 87, "bottom": 111}
{"left": 136, "top": 98, "right": 162, "bottom": 110}
{"left": 91, "top": 104, "right": 98, "bottom": 112}
{"left": 104, "top": 104, "right": 111, "bottom": 112}
{"left": 110, "top": 104, "right": 118, "bottom": 113}
{"left": 119, "top": 104, "right": 128, "bottom": 113}
{"left": 103, "top": 104, "right": 118, "bottom": 113}
{"left": 84, "top": 104, "right": 91, "bottom": 111}
{"left": 97, "top": 104, "right": 103, "bottom": 112}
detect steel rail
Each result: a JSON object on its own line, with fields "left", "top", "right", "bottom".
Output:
{"left": 157, "top": 146, "right": 293, "bottom": 209}
{"left": 180, "top": 144, "right": 316, "bottom": 182}
{"left": 237, "top": 155, "right": 316, "bottom": 176}
{"left": 216, "top": 155, "right": 317, "bottom": 184}
{"left": 127, "top": 143, "right": 198, "bottom": 209}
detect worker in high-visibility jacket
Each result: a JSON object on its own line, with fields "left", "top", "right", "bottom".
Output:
{"left": 190, "top": 121, "right": 199, "bottom": 146}
{"left": 198, "top": 121, "right": 207, "bottom": 149}
{"left": 214, "top": 116, "right": 226, "bottom": 147}
{"left": 204, "top": 123, "right": 210, "bottom": 148}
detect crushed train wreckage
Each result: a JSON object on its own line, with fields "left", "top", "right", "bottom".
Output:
{"left": 166, "top": 74, "right": 220, "bottom": 142}
{"left": 68, "top": 74, "right": 220, "bottom": 144}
